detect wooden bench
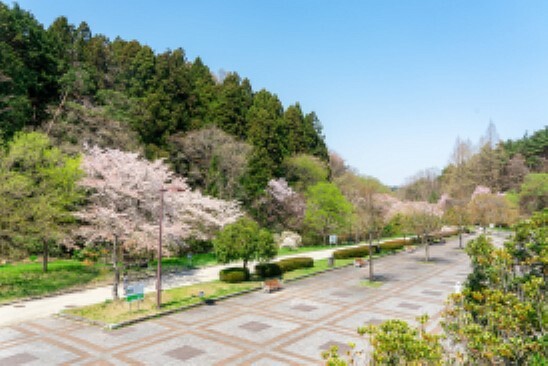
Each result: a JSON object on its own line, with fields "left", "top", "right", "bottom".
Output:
{"left": 354, "top": 258, "right": 367, "bottom": 267}
{"left": 263, "top": 279, "right": 282, "bottom": 293}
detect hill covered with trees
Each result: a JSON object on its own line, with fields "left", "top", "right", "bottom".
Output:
{"left": 0, "top": 2, "right": 328, "bottom": 204}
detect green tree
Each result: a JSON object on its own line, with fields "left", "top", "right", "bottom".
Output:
{"left": 402, "top": 208, "right": 441, "bottom": 261}
{"left": 212, "top": 72, "right": 253, "bottom": 139}
{"left": 0, "top": 3, "right": 60, "bottom": 137}
{"left": 304, "top": 182, "right": 353, "bottom": 244}
{"left": 213, "top": 217, "right": 276, "bottom": 270}
{"left": 519, "top": 173, "right": 548, "bottom": 215}
{"left": 0, "top": 132, "right": 83, "bottom": 271}
{"left": 444, "top": 215, "right": 547, "bottom": 364}
{"left": 322, "top": 316, "right": 445, "bottom": 365}
{"left": 284, "top": 153, "right": 329, "bottom": 192}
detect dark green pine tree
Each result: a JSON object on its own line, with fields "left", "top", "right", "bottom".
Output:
{"left": 212, "top": 72, "right": 253, "bottom": 139}
{"left": 0, "top": 3, "right": 60, "bottom": 136}
{"left": 187, "top": 57, "right": 216, "bottom": 129}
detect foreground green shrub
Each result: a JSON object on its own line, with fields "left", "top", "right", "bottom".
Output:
{"left": 219, "top": 267, "right": 250, "bottom": 283}
{"left": 333, "top": 245, "right": 374, "bottom": 259}
{"left": 277, "top": 257, "right": 314, "bottom": 272}
{"left": 255, "top": 262, "right": 282, "bottom": 278}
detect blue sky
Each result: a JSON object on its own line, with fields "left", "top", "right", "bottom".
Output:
{"left": 14, "top": 0, "right": 548, "bottom": 186}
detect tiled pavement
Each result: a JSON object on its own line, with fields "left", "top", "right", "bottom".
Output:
{"left": 0, "top": 239, "right": 471, "bottom": 365}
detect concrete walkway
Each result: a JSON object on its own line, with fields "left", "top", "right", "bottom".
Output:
{"left": 0, "top": 243, "right": 377, "bottom": 327}
{"left": 0, "top": 235, "right": 473, "bottom": 365}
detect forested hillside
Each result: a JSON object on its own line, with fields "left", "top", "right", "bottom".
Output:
{"left": 0, "top": 3, "right": 327, "bottom": 204}
{"left": 398, "top": 123, "right": 547, "bottom": 217}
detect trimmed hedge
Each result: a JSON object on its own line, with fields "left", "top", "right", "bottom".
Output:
{"left": 219, "top": 267, "right": 250, "bottom": 283}
{"left": 333, "top": 245, "right": 376, "bottom": 259}
{"left": 276, "top": 257, "right": 314, "bottom": 273}
{"left": 255, "top": 263, "right": 282, "bottom": 278}
{"left": 379, "top": 240, "right": 405, "bottom": 251}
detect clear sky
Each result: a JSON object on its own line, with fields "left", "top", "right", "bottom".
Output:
{"left": 14, "top": 0, "right": 548, "bottom": 186}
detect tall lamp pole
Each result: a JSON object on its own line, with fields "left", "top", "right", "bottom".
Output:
{"left": 157, "top": 186, "right": 185, "bottom": 309}
{"left": 157, "top": 188, "right": 166, "bottom": 309}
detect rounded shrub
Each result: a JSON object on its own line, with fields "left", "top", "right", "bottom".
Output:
{"left": 219, "top": 267, "right": 250, "bottom": 283}
{"left": 276, "top": 257, "right": 314, "bottom": 273}
{"left": 255, "top": 262, "right": 282, "bottom": 278}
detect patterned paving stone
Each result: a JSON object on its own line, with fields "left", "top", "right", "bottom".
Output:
{"left": 206, "top": 314, "right": 302, "bottom": 345}
{"left": 330, "top": 309, "right": 393, "bottom": 329}
{"left": 118, "top": 333, "right": 244, "bottom": 365}
{"left": 0, "top": 352, "right": 38, "bottom": 365}
{"left": 165, "top": 345, "right": 205, "bottom": 361}
{"left": 165, "top": 303, "right": 238, "bottom": 326}
{"left": 0, "top": 339, "right": 87, "bottom": 365}
{"left": 240, "top": 353, "right": 302, "bottom": 366}
{"left": 61, "top": 321, "right": 170, "bottom": 352}
{"left": 291, "top": 304, "right": 317, "bottom": 312}
{"left": 0, "top": 327, "right": 33, "bottom": 343}
{"left": 266, "top": 298, "right": 343, "bottom": 322}
{"left": 0, "top": 237, "right": 472, "bottom": 365}
{"left": 278, "top": 329, "right": 365, "bottom": 364}
{"left": 239, "top": 321, "right": 271, "bottom": 332}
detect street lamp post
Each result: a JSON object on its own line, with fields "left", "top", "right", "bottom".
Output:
{"left": 157, "top": 188, "right": 166, "bottom": 309}
{"left": 157, "top": 186, "right": 185, "bottom": 309}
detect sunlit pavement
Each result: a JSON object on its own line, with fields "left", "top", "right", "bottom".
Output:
{"left": 0, "top": 237, "right": 471, "bottom": 365}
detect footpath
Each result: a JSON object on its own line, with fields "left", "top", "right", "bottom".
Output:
{"left": 0, "top": 243, "right": 368, "bottom": 327}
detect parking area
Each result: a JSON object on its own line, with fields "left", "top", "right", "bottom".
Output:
{"left": 0, "top": 239, "right": 471, "bottom": 365}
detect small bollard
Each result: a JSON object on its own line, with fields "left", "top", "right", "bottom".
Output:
{"left": 328, "top": 256, "right": 335, "bottom": 267}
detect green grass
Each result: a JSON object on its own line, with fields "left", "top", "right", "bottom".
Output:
{"left": 360, "top": 280, "right": 383, "bottom": 288}
{"left": 153, "top": 252, "right": 218, "bottom": 270}
{"left": 0, "top": 260, "right": 111, "bottom": 304}
{"left": 64, "top": 280, "right": 261, "bottom": 324}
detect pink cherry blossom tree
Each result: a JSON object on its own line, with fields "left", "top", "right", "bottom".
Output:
{"left": 254, "top": 178, "right": 306, "bottom": 232}
{"left": 75, "top": 145, "right": 242, "bottom": 298}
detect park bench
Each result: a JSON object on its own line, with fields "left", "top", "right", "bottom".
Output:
{"left": 263, "top": 278, "right": 282, "bottom": 293}
{"left": 354, "top": 258, "right": 367, "bottom": 267}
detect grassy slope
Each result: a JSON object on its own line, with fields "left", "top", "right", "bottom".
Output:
{"left": 0, "top": 260, "right": 111, "bottom": 304}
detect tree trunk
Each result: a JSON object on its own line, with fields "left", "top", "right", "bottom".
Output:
{"left": 423, "top": 232, "right": 429, "bottom": 262}
{"left": 42, "top": 240, "right": 49, "bottom": 273}
{"left": 112, "top": 235, "right": 120, "bottom": 300}
{"left": 369, "top": 232, "right": 374, "bottom": 281}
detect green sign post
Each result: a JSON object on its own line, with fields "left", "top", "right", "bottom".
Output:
{"left": 125, "top": 284, "right": 145, "bottom": 309}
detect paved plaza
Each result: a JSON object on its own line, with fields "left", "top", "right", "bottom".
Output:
{"left": 0, "top": 238, "right": 471, "bottom": 365}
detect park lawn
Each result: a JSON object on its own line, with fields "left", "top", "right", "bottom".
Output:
{"left": 282, "top": 258, "right": 354, "bottom": 280}
{"left": 155, "top": 252, "right": 218, "bottom": 270}
{"left": 64, "top": 280, "right": 261, "bottom": 324}
{"left": 0, "top": 260, "right": 111, "bottom": 304}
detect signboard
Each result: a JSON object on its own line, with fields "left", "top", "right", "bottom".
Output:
{"left": 125, "top": 284, "right": 144, "bottom": 302}
{"left": 329, "top": 235, "right": 338, "bottom": 245}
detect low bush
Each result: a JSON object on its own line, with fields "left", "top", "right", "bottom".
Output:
{"left": 333, "top": 245, "right": 375, "bottom": 259}
{"left": 255, "top": 263, "right": 282, "bottom": 278}
{"left": 219, "top": 267, "right": 250, "bottom": 283}
{"left": 276, "top": 257, "right": 314, "bottom": 273}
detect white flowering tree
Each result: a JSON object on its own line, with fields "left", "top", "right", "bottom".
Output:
{"left": 259, "top": 178, "right": 306, "bottom": 231}
{"left": 75, "top": 146, "right": 242, "bottom": 298}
